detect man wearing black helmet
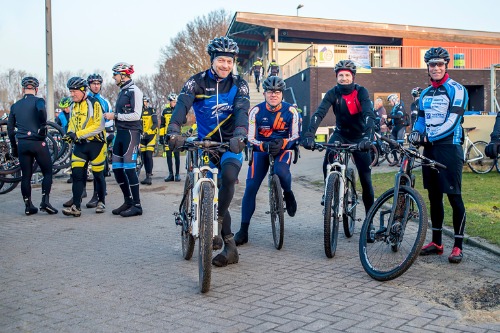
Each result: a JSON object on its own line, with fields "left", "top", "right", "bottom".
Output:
{"left": 301, "top": 60, "right": 376, "bottom": 217}
{"left": 61, "top": 77, "right": 106, "bottom": 217}
{"left": 139, "top": 96, "right": 157, "bottom": 185}
{"left": 159, "top": 93, "right": 181, "bottom": 182}
{"left": 86, "top": 73, "right": 114, "bottom": 207}
{"left": 409, "top": 47, "right": 469, "bottom": 264}
{"left": 251, "top": 57, "right": 263, "bottom": 92}
{"left": 167, "top": 36, "right": 250, "bottom": 267}
{"left": 233, "top": 76, "right": 300, "bottom": 246}
{"left": 7, "top": 76, "right": 58, "bottom": 215}
{"left": 104, "top": 62, "right": 144, "bottom": 217}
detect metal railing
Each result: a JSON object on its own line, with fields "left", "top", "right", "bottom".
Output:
{"left": 282, "top": 45, "right": 500, "bottom": 79}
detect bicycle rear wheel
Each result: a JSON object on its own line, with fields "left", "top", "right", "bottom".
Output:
{"left": 181, "top": 173, "right": 195, "bottom": 260}
{"left": 0, "top": 171, "right": 20, "bottom": 194}
{"left": 269, "top": 174, "right": 285, "bottom": 250}
{"left": 496, "top": 157, "right": 500, "bottom": 173}
{"left": 359, "top": 185, "right": 427, "bottom": 281}
{"left": 324, "top": 173, "right": 340, "bottom": 258}
{"left": 198, "top": 182, "right": 213, "bottom": 293}
{"left": 466, "top": 141, "right": 494, "bottom": 174}
{"left": 343, "top": 168, "right": 357, "bottom": 238}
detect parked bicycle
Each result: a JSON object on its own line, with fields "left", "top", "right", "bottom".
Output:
{"left": 463, "top": 127, "right": 494, "bottom": 173}
{"left": 173, "top": 137, "right": 227, "bottom": 293}
{"left": 369, "top": 132, "right": 397, "bottom": 167}
{"left": 308, "top": 141, "right": 360, "bottom": 258}
{"left": 359, "top": 132, "right": 446, "bottom": 281}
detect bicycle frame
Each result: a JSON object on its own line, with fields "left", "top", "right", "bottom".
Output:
{"left": 376, "top": 134, "right": 445, "bottom": 240}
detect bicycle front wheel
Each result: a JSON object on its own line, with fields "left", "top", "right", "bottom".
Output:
{"left": 181, "top": 173, "right": 195, "bottom": 260}
{"left": 324, "top": 173, "right": 341, "bottom": 258}
{"left": 359, "top": 185, "right": 427, "bottom": 281}
{"left": 198, "top": 182, "right": 214, "bottom": 293}
{"left": 496, "top": 157, "right": 500, "bottom": 173}
{"left": 343, "top": 168, "right": 357, "bottom": 238}
{"left": 269, "top": 174, "right": 284, "bottom": 250}
{"left": 467, "top": 141, "right": 494, "bottom": 174}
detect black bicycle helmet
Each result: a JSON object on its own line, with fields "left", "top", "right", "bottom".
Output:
{"left": 424, "top": 47, "right": 450, "bottom": 64}
{"left": 21, "top": 76, "right": 39, "bottom": 88}
{"left": 67, "top": 77, "right": 88, "bottom": 90}
{"left": 262, "top": 76, "right": 286, "bottom": 91}
{"left": 87, "top": 73, "right": 103, "bottom": 84}
{"left": 207, "top": 36, "right": 239, "bottom": 60}
{"left": 334, "top": 60, "right": 357, "bottom": 75}
{"left": 167, "top": 93, "right": 178, "bottom": 101}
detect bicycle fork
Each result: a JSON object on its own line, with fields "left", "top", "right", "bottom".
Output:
{"left": 190, "top": 166, "right": 219, "bottom": 239}
{"left": 325, "top": 162, "right": 345, "bottom": 218}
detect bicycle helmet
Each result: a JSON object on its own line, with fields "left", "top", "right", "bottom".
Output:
{"left": 387, "top": 94, "right": 398, "bottom": 103}
{"left": 411, "top": 87, "right": 423, "bottom": 98}
{"left": 143, "top": 96, "right": 150, "bottom": 103}
{"left": 21, "top": 76, "right": 39, "bottom": 89}
{"left": 167, "top": 93, "right": 178, "bottom": 101}
{"left": 424, "top": 47, "right": 450, "bottom": 64}
{"left": 67, "top": 77, "right": 88, "bottom": 90}
{"left": 112, "top": 62, "right": 134, "bottom": 75}
{"left": 207, "top": 36, "right": 239, "bottom": 61}
{"left": 58, "top": 96, "right": 72, "bottom": 108}
{"left": 262, "top": 76, "right": 286, "bottom": 92}
{"left": 87, "top": 73, "right": 103, "bottom": 84}
{"left": 334, "top": 60, "right": 357, "bottom": 75}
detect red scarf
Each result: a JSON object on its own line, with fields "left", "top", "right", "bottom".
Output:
{"left": 430, "top": 73, "right": 449, "bottom": 88}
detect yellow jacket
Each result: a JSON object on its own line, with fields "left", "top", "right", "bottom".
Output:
{"left": 67, "top": 96, "right": 105, "bottom": 142}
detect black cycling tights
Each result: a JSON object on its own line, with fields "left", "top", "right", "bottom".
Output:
{"left": 322, "top": 150, "right": 374, "bottom": 214}
{"left": 428, "top": 191, "right": 466, "bottom": 249}
{"left": 18, "top": 140, "right": 53, "bottom": 199}
{"left": 166, "top": 150, "right": 180, "bottom": 175}
{"left": 142, "top": 151, "right": 154, "bottom": 175}
{"left": 218, "top": 160, "right": 241, "bottom": 237}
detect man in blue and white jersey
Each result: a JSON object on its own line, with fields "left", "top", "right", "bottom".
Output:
{"left": 409, "top": 47, "right": 469, "bottom": 264}
{"left": 167, "top": 36, "right": 250, "bottom": 267}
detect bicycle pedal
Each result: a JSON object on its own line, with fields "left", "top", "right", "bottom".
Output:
{"left": 174, "top": 216, "right": 183, "bottom": 226}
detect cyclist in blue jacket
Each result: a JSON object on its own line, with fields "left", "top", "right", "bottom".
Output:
{"left": 234, "top": 76, "right": 300, "bottom": 246}
{"left": 167, "top": 36, "right": 250, "bottom": 267}
{"left": 409, "top": 47, "right": 469, "bottom": 264}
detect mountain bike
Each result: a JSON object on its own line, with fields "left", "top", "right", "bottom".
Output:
{"left": 359, "top": 132, "right": 446, "bottom": 281}
{"left": 309, "top": 141, "right": 360, "bottom": 259}
{"left": 247, "top": 145, "right": 300, "bottom": 250}
{"left": 463, "top": 127, "right": 494, "bottom": 173}
{"left": 173, "top": 138, "right": 227, "bottom": 293}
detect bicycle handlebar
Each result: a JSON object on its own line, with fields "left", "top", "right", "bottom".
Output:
{"left": 311, "top": 141, "right": 359, "bottom": 153}
{"left": 374, "top": 132, "right": 446, "bottom": 169}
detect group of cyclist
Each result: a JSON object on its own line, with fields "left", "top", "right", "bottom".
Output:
{"left": 7, "top": 35, "right": 500, "bottom": 267}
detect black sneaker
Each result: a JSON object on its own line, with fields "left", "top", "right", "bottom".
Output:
{"left": 120, "top": 205, "right": 143, "bottom": 217}
{"left": 63, "top": 198, "right": 73, "bottom": 208}
{"left": 112, "top": 202, "right": 132, "bottom": 215}
{"left": 164, "top": 174, "right": 174, "bottom": 182}
{"left": 86, "top": 195, "right": 99, "bottom": 208}
{"left": 234, "top": 230, "right": 248, "bottom": 246}
{"left": 283, "top": 191, "right": 297, "bottom": 217}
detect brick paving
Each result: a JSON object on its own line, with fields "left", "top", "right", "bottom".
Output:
{"left": 0, "top": 150, "right": 499, "bottom": 333}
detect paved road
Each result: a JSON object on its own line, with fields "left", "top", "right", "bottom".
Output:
{"left": 1, "top": 150, "right": 499, "bottom": 332}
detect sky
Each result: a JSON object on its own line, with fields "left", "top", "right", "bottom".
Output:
{"left": 1, "top": 0, "right": 499, "bottom": 79}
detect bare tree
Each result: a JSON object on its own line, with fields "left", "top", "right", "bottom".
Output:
{"left": 155, "top": 9, "right": 232, "bottom": 108}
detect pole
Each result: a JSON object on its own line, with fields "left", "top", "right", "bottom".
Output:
{"left": 45, "top": 0, "right": 55, "bottom": 121}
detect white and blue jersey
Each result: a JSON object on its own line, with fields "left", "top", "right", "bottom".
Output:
{"left": 414, "top": 77, "right": 468, "bottom": 145}
{"left": 167, "top": 69, "right": 249, "bottom": 142}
